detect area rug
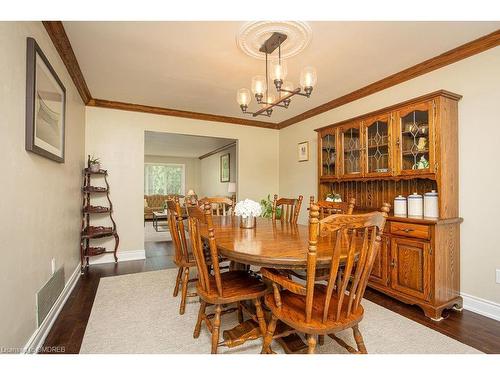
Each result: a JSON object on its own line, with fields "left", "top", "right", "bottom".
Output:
{"left": 80, "top": 269, "right": 481, "bottom": 354}
{"left": 144, "top": 221, "right": 172, "bottom": 242}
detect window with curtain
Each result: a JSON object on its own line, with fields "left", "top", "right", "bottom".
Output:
{"left": 144, "top": 163, "right": 185, "bottom": 195}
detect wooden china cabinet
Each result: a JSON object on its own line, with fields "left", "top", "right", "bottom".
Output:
{"left": 315, "top": 90, "right": 463, "bottom": 320}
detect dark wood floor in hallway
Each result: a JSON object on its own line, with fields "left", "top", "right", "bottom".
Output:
{"left": 43, "top": 241, "right": 500, "bottom": 354}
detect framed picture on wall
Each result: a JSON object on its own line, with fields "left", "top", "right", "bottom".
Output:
{"left": 25, "top": 37, "right": 66, "bottom": 163}
{"left": 220, "top": 153, "right": 230, "bottom": 182}
{"left": 298, "top": 141, "right": 309, "bottom": 162}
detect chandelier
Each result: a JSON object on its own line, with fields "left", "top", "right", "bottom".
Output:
{"left": 236, "top": 32, "right": 317, "bottom": 117}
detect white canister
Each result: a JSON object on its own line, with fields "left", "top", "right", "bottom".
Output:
{"left": 407, "top": 192, "right": 423, "bottom": 218}
{"left": 424, "top": 190, "right": 439, "bottom": 218}
{"left": 393, "top": 195, "right": 407, "bottom": 217}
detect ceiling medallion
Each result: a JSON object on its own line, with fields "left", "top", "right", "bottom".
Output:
{"left": 237, "top": 21, "right": 312, "bottom": 60}
{"left": 236, "top": 30, "right": 317, "bottom": 118}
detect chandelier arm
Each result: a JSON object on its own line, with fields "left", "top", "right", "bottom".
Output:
{"left": 261, "top": 102, "right": 288, "bottom": 108}
{"left": 279, "top": 88, "right": 309, "bottom": 97}
{"left": 252, "top": 88, "right": 300, "bottom": 117}
{"left": 240, "top": 109, "right": 271, "bottom": 117}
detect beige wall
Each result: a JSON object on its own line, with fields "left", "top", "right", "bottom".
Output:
{"left": 279, "top": 47, "right": 500, "bottom": 304}
{"left": 200, "top": 145, "right": 237, "bottom": 198}
{"left": 144, "top": 154, "right": 201, "bottom": 195}
{"left": 85, "top": 107, "right": 279, "bottom": 253}
{"left": 0, "top": 22, "right": 85, "bottom": 348}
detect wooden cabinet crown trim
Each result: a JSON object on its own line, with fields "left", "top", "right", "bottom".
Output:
{"left": 314, "top": 90, "right": 461, "bottom": 132}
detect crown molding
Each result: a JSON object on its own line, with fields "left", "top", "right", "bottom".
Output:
{"left": 42, "top": 21, "right": 92, "bottom": 104}
{"left": 277, "top": 29, "right": 500, "bottom": 129}
{"left": 43, "top": 21, "right": 277, "bottom": 129}
{"left": 198, "top": 142, "right": 237, "bottom": 160}
{"left": 88, "top": 99, "right": 279, "bottom": 129}
{"left": 43, "top": 21, "right": 499, "bottom": 131}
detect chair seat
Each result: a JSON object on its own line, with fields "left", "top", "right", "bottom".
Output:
{"left": 284, "top": 268, "right": 331, "bottom": 281}
{"left": 197, "top": 270, "right": 269, "bottom": 304}
{"left": 264, "top": 284, "right": 364, "bottom": 334}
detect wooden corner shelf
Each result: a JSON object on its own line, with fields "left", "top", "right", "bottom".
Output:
{"left": 83, "top": 186, "right": 108, "bottom": 193}
{"left": 81, "top": 226, "right": 116, "bottom": 239}
{"left": 80, "top": 155, "right": 119, "bottom": 274}
{"left": 86, "top": 246, "right": 107, "bottom": 256}
{"left": 84, "top": 168, "right": 108, "bottom": 175}
{"left": 83, "top": 205, "right": 111, "bottom": 214}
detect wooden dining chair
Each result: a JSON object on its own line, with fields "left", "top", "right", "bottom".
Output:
{"left": 199, "top": 196, "right": 236, "bottom": 216}
{"left": 310, "top": 196, "right": 356, "bottom": 219}
{"left": 166, "top": 197, "right": 197, "bottom": 315}
{"left": 287, "top": 196, "right": 358, "bottom": 347}
{"left": 187, "top": 202, "right": 270, "bottom": 354}
{"left": 260, "top": 204, "right": 388, "bottom": 354}
{"left": 272, "top": 194, "right": 303, "bottom": 224}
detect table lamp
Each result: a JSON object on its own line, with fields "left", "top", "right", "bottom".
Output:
{"left": 186, "top": 189, "right": 197, "bottom": 206}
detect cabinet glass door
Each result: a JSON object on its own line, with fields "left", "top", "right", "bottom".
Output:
{"left": 342, "top": 125, "right": 362, "bottom": 175}
{"left": 320, "top": 131, "right": 336, "bottom": 177}
{"left": 365, "top": 116, "right": 390, "bottom": 175}
{"left": 398, "top": 104, "right": 432, "bottom": 173}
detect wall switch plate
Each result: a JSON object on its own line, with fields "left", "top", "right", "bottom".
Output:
{"left": 496, "top": 269, "right": 500, "bottom": 284}
{"left": 51, "top": 258, "right": 56, "bottom": 275}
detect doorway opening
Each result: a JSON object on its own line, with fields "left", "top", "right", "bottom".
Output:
{"left": 143, "top": 131, "right": 238, "bottom": 265}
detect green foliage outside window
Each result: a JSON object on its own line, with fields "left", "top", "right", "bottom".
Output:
{"left": 144, "top": 164, "right": 184, "bottom": 195}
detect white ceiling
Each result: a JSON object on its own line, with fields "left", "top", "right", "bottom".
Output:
{"left": 144, "top": 131, "right": 234, "bottom": 158}
{"left": 64, "top": 21, "right": 500, "bottom": 123}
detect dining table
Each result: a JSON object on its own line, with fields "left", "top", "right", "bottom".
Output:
{"left": 197, "top": 215, "right": 354, "bottom": 353}
{"left": 198, "top": 215, "right": 351, "bottom": 269}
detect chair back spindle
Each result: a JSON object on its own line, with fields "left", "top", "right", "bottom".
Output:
{"left": 166, "top": 197, "right": 190, "bottom": 264}
{"left": 198, "top": 196, "right": 235, "bottom": 216}
{"left": 187, "top": 202, "right": 223, "bottom": 297}
{"left": 272, "top": 194, "right": 303, "bottom": 224}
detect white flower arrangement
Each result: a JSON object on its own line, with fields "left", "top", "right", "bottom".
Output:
{"left": 234, "top": 199, "right": 262, "bottom": 218}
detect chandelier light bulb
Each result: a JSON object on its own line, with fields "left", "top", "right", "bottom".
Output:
{"left": 236, "top": 88, "right": 251, "bottom": 106}
{"left": 270, "top": 58, "right": 288, "bottom": 81}
{"left": 251, "top": 75, "right": 265, "bottom": 95}
{"left": 300, "top": 66, "right": 317, "bottom": 88}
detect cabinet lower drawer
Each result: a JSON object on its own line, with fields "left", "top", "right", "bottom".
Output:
{"left": 389, "top": 222, "right": 430, "bottom": 240}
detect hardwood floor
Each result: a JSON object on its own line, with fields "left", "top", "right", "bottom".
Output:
{"left": 42, "top": 241, "right": 175, "bottom": 354}
{"left": 363, "top": 289, "right": 500, "bottom": 354}
{"left": 43, "top": 241, "right": 500, "bottom": 354}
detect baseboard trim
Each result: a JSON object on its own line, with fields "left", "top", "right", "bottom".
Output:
{"left": 22, "top": 264, "right": 80, "bottom": 354}
{"left": 462, "top": 293, "right": 500, "bottom": 322}
{"left": 89, "top": 249, "right": 146, "bottom": 265}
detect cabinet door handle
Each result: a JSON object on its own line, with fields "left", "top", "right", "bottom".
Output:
{"left": 402, "top": 228, "right": 414, "bottom": 233}
{"left": 391, "top": 259, "right": 396, "bottom": 268}
{"left": 396, "top": 137, "right": 400, "bottom": 147}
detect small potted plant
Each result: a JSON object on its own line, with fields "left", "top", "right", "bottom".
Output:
{"left": 234, "top": 199, "right": 262, "bottom": 229}
{"left": 89, "top": 155, "right": 101, "bottom": 173}
{"left": 260, "top": 194, "right": 281, "bottom": 219}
